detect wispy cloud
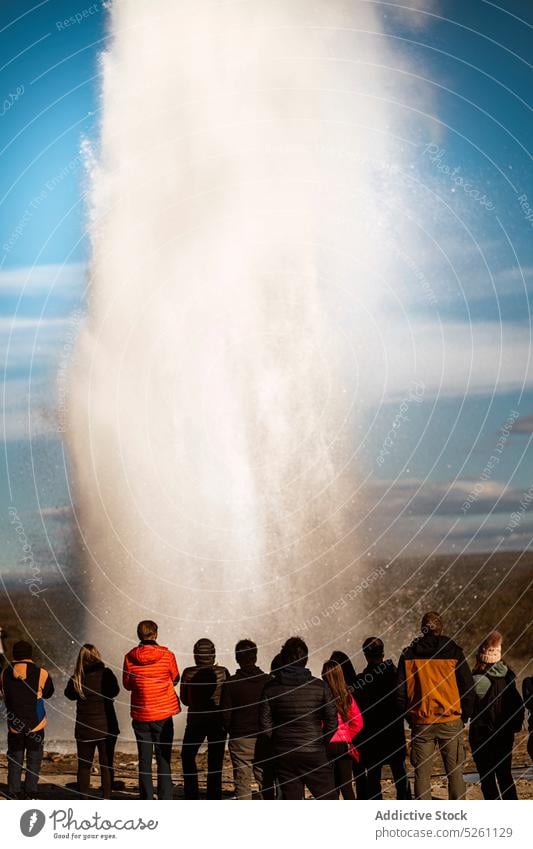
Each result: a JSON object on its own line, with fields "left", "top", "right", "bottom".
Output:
{"left": 0, "top": 262, "right": 85, "bottom": 293}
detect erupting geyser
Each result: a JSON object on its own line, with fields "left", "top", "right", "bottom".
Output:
{"left": 67, "top": 0, "right": 409, "bottom": 667}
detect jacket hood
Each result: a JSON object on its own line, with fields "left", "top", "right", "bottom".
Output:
{"left": 279, "top": 666, "right": 312, "bottom": 685}
{"left": 235, "top": 666, "right": 265, "bottom": 679}
{"left": 127, "top": 644, "right": 169, "bottom": 666}
{"left": 411, "top": 633, "right": 459, "bottom": 658}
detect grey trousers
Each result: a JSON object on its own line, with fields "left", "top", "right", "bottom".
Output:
{"left": 228, "top": 736, "right": 263, "bottom": 800}
{"left": 410, "top": 718, "right": 466, "bottom": 800}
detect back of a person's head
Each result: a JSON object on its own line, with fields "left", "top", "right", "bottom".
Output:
{"left": 74, "top": 644, "right": 102, "bottom": 697}
{"left": 270, "top": 652, "right": 283, "bottom": 673}
{"left": 12, "top": 640, "right": 33, "bottom": 662}
{"left": 280, "top": 636, "right": 308, "bottom": 668}
{"left": 475, "top": 630, "right": 503, "bottom": 672}
{"left": 194, "top": 637, "right": 216, "bottom": 665}
{"left": 421, "top": 611, "right": 443, "bottom": 637}
{"left": 362, "top": 636, "right": 385, "bottom": 661}
{"left": 235, "top": 638, "right": 257, "bottom": 668}
{"left": 137, "top": 620, "right": 158, "bottom": 642}
{"left": 330, "top": 650, "right": 357, "bottom": 686}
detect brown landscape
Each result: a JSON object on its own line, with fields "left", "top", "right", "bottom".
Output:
{"left": 0, "top": 731, "right": 531, "bottom": 801}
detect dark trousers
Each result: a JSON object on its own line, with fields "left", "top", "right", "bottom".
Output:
{"left": 76, "top": 738, "right": 111, "bottom": 799}
{"left": 254, "top": 736, "right": 278, "bottom": 800}
{"left": 105, "top": 734, "right": 117, "bottom": 788}
{"left": 132, "top": 717, "right": 174, "bottom": 800}
{"left": 275, "top": 749, "right": 337, "bottom": 800}
{"left": 7, "top": 730, "right": 44, "bottom": 796}
{"left": 181, "top": 716, "right": 226, "bottom": 799}
{"left": 327, "top": 742, "right": 355, "bottom": 799}
{"left": 356, "top": 752, "right": 411, "bottom": 800}
{"left": 473, "top": 743, "right": 518, "bottom": 800}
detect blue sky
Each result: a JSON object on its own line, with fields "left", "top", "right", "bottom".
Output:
{"left": 1, "top": 0, "right": 533, "bottom": 574}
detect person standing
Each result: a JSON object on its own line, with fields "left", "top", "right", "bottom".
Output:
{"left": 523, "top": 676, "right": 533, "bottom": 763}
{"left": 123, "top": 620, "right": 180, "bottom": 799}
{"left": 65, "top": 644, "right": 120, "bottom": 799}
{"left": 469, "top": 632, "right": 524, "bottom": 799}
{"left": 354, "top": 637, "right": 411, "bottom": 800}
{"left": 180, "top": 638, "right": 229, "bottom": 799}
{"left": 221, "top": 639, "right": 271, "bottom": 799}
{"left": 260, "top": 637, "right": 337, "bottom": 799}
{"left": 321, "top": 660, "right": 362, "bottom": 799}
{"left": 0, "top": 640, "right": 54, "bottom": 799}
{"left": 397, "top": 612, "right": 474, "bottom": 800}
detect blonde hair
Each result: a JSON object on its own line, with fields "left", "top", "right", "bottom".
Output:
{"left": 322, "top": 659, "right": 351, "bottom": 722}
{"left": 72, "top": 644, "right": 101, "bottom": 698}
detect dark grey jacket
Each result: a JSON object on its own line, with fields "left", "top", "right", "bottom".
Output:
{"left": 259, "top": 667, "right": 337, "bottom": 754}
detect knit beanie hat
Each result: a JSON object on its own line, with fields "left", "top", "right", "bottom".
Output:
{"left": 194, "top": 638, "right": 215, "bottom": 664}
{"left": 478, "top": 631, "right": 502, "bottom": 664}
{"left": 12, "top": 640, "right": 33, "bottom": 661}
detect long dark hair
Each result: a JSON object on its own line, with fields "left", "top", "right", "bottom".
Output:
{"left": 330, "top": 650, "right": 357, "bottom": 690}
{"left": 322, "top": 660, "right": 351, "bottom": 722}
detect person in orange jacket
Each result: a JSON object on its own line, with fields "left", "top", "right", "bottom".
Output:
{"left": 123, "top": 620, "right": 180, "bottom": 799}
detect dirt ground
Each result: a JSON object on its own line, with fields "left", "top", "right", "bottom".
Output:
{"left": 1, "top": 731, "right": 531, "bottom": 801}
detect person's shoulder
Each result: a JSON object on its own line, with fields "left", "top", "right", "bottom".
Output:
{"left": 262, "top": 675, "right": 280, "bottom": 693}
{"left": 103, "top": 665, "right": 118, "bottom": 677}
{"left": 440, "top": 635, "right": 464, "bottom": 656}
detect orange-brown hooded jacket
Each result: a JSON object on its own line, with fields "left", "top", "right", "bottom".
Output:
{"left": 397, "top": 633, "right": 474, "bottom": 726}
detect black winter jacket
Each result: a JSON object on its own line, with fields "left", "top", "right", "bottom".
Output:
{"left": 355, "top": 660, "right": 406, "bottom": 762}
{"left": 64, "top": 661, "right": 120, "bottom": 741}
{"left": 180, "top": 662, "right": 229, "bottom": 718}
{"left": 259, "top": 666, "right": 337, "bottom": 754}
{"left": 221, "top": 666, "right": 271, "bottom": 738}
{"left": 469, "top": 667, "right": 524, "bottom": 751}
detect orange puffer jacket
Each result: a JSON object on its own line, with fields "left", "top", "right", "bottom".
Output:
{"left": 123, "top": 642, "right": 180, "bottom": 722}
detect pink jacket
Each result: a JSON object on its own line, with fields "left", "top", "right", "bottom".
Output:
{"left": 330, "top": 695, "right": 363, "bottom": 760}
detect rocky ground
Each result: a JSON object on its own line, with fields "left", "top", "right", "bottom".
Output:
{"left": 1, "top": 731, "right": 531, "bottom": 800}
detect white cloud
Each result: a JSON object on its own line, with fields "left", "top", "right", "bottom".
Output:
{"left": 0, "top": 262, "right": 86, "bottom": 293}
{"left": 356, "top": 317, "right": 533, "bottom": 402}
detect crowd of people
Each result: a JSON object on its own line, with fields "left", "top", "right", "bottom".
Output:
{"left": 0, "top": 611, "right": 531, "bottom": 801}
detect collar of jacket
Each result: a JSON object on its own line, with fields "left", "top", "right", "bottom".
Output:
{"left": 279, "top": 666, "right": 312, "bottom": 684}
{"left": 235, "top": 666, "right": 265, "bottom": 679}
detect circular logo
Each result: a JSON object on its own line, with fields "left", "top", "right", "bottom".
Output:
{"left": 20, "top": 809, "right": 46, "bottom": 837}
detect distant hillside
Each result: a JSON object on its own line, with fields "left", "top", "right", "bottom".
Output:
{"left": 364, "top": 550, "right": 533, "bottom": 665}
